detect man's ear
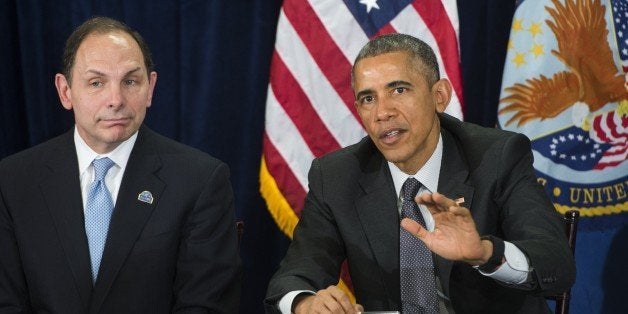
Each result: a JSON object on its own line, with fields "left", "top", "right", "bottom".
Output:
{"left": 432, "top": 79, "right": 452, "bottom": 113}
{"left": 55, "top": 74, "right": 73, "bottom": 110}
{"left": 146, "top": 71, "right": 158, "bottom": 108}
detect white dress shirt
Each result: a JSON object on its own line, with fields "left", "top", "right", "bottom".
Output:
{"left": 74, "top": 127, "right": 137, "bottom": 209}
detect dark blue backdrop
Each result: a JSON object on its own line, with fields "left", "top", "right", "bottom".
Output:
{"left": 0, "top": 1, "right": 517, "bottom": 313}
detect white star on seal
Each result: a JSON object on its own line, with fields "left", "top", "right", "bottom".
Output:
{"left": 360, "top": 0, "right": 380, "bottom": 13}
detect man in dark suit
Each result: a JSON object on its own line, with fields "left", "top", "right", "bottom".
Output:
{"left": 265, "top": 34, "right": 575, "bottom": 313}
{"left": 0, "top": 17, "right": 240, "bottom": 313}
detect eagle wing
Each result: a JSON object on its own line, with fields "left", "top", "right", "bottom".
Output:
{"left": 499, "top": 71, "right": 581, "bottom": 127}
{"left": 547, "top": 0, "right": 627, "bottom": 110}
{"left": 500, "top": 0, "right": 627, "bottom": 126}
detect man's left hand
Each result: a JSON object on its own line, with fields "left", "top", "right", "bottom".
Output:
{"left": 400, "top": 192, "right": 493, "bottom": 266}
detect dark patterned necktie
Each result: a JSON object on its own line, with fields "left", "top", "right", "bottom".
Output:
{"left": 400, "top": 177, "right": 439, "bottom": 313}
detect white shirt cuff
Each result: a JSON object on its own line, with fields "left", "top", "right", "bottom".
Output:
{"left": 478, "top": 241, "right": 530, "bottom": 284}
{"left": 278, "top": 290, "right": 316, "bottom": 314}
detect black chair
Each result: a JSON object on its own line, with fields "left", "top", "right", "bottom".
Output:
{"left": 236, "top": 220, "right": 244, "bottom": 248}
{"left": 549, "top": 210, "right": 580, "bottom": 314}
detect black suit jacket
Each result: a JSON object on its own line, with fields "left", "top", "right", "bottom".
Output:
{"left": 266, "top": 114, "right": 575, "bottom": 313}
{"left": 0, "top": 126, "right": 241, "bottom": 313}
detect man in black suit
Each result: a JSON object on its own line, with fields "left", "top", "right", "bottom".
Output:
{"left": 266, "top": 34, "right": 575, "bottom": 313}
{"left": 0, "top": 17, "right": 240, "bottom": 313}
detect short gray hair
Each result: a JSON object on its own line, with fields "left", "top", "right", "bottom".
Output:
{"left": 352, "top": 33, "right": 440, "bottom": 87}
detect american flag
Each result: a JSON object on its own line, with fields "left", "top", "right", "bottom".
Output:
{"left": 589, "top": 110, "right": 628, "bottom": 169}
{"left": 260, "top": 0, "right": 463, "bottom": 298}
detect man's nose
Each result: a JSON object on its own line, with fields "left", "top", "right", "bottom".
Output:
{"left": 375, "top": 97, "right": 396, "bottom": 121}
{"left": 106, "top": 84, "right": 123, "bottom": 108}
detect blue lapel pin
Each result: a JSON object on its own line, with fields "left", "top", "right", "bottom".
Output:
{"left": 137, "top": 191, "right": 154, "bottom": 204}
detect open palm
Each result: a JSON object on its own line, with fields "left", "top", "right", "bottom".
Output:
{"left": 401, "top": 192, "right": 490, "bottom": 265}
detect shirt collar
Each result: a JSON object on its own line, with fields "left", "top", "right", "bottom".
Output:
{"left": 388, "top": 133, "right": 442, "bottom": 198}
{"left": 74, "top": 126, "right": 138, "bottom": 174}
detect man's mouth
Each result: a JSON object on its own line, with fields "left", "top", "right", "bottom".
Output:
{"left": 379, "top": 128, "right": 405, "bottom": 143}
{"left": 100, "top": 118, "right": 131, "bottom": 125}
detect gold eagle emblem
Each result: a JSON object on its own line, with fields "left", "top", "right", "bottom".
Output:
{"left": 499, "top": 0, "right": 628, "bottom": 127}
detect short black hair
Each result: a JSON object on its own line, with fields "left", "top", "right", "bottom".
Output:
{"left": 61, "top": 16, "right": 154, "bottom": 85}
{"left": 352, "top": 33, "right": 440, "bottom": 87}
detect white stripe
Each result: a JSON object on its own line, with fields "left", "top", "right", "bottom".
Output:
{"left": 309, "top": 0, "right": 370, "bottom": 64}
{"left": 390, "top": 6, "right": 463, "bottom": 120}
{"left": 599, "top": 149, "right": 627, "bottom": 163}
{"left": 264, "top": 86, "right": 314, "bottom": 190}
{"left": 275, "top": 10, "right": 366, "bottom": 147}
{"left": 604, "top": 145, "right": 626, "bottom": 154}
{"left": 442, "top": 0, "right": 460, "bottom": 42}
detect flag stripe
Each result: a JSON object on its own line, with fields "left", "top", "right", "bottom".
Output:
{"left": 309, "top": 0, "right": 370, "bottom": 64}
{"left": 269, "top": 51, "right": 342, "bottom": 157}
{"left": 283, "top": 0, "right": 359, "bottom": 119}
{"left": 389, "top": 4, "right": 463, "bottom": 118}
{"left": 263, "top": 133, "right": 307, "bottom": 215}
{"left": 275, "top": 10, "right": 366, "bottom": 147}
{"left": 264, "top": 86, "right": 314, "bottom": 189}
{"left": 373, "top": 23, "right": 398, "bottom": 38}
{"left": 440, "top": 0, "right": 460, "bottom": 38}
{"left": 412, "top": 0, "right": 464, "bottom": 106}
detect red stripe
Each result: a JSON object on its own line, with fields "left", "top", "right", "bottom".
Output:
{"left": 412, "top": 0, "right": 464, "bottom": 108}
{"left": 372, "top": 23, "right": 397, "bottom": 38}
{"left": 282, "top": 1, "right": 361, "bottom": 122}
{"left": 604, "top": 112, "right": 623, "bottom": 140}
{"left": 592, "top": 115, "right": 611, "bottom": 143}
{"left": 594, "top": 145, "right": 626, "bottom": 170}
{"left": 270, "top": 51, "right": 342, "bottom": 157}
{"left": 263, "top": 133, "right": 307, "bottom": 215}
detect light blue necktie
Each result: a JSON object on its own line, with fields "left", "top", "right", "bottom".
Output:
{"left": 84, "top": 157, "right": 115, "bottom": 283}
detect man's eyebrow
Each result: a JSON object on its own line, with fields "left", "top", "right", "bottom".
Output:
{"left": 84, "top": 67, "right": 143, "bottom": 78}
{"left": 386, "top": 80, "right": 412, "bottom": 88}
{"left": 355, "top": 88, "right": 374, "bottom": 100}
{"left": 123, "top": 67, "right": 142, "bottom": 77}
{"left": 85, "top": 69, "right": 106, "bottom": 77}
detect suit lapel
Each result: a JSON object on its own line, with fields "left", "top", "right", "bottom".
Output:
{"left": 435, "top": 128, "right": 474, "bottom": 298}
{"left": 354, "top": 148, "right": 400, "bottom": 305}
{"left": 40, "top": 131, "right": 92, "bottom": 310}
{"left": 89, "top": 128, "right": 165, "bottom": 312}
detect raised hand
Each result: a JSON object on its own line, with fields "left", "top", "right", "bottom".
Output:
{"left": 400, "top": 192, "right": 492, "bottom": 266}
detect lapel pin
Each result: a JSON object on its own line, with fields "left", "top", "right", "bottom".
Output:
{"left": 137, "top": 191, "right": 154, "bottom": 204}
{"left": 454, "top": 197, "right": 465, "bottom": 206}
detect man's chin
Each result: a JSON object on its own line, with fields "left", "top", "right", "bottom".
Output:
{"left": 101, "top": 128, "right": 137, "bottom": 144}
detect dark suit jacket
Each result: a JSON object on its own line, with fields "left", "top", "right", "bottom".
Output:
{"left": 0, "top": 126, "right": 241, "bottom": 313}
{"left": 265, "top": 114, "right": 575, "bottom": 313}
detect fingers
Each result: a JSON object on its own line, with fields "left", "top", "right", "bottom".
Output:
{"left": 354, "top": 303, "right": 364, "bottom": 312}
{"left": 400, "top": 217, "right": 427, "bottom": 239}
{"left": 305, "top": 285, "right": 359, "bottom": 313}
{"left": 416, "top": 192, "right": 470, "bottom": 216}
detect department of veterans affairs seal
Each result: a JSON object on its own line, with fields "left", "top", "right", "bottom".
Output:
{"left": 498, "top": 0, "right": 628, "bottom": 217}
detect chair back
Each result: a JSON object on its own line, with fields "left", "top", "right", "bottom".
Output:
{"left": 553, "top": 210, "right": 579, "bottom": 314}
{"left": 236, "top": 220, "right": 245, "bottom": 248}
